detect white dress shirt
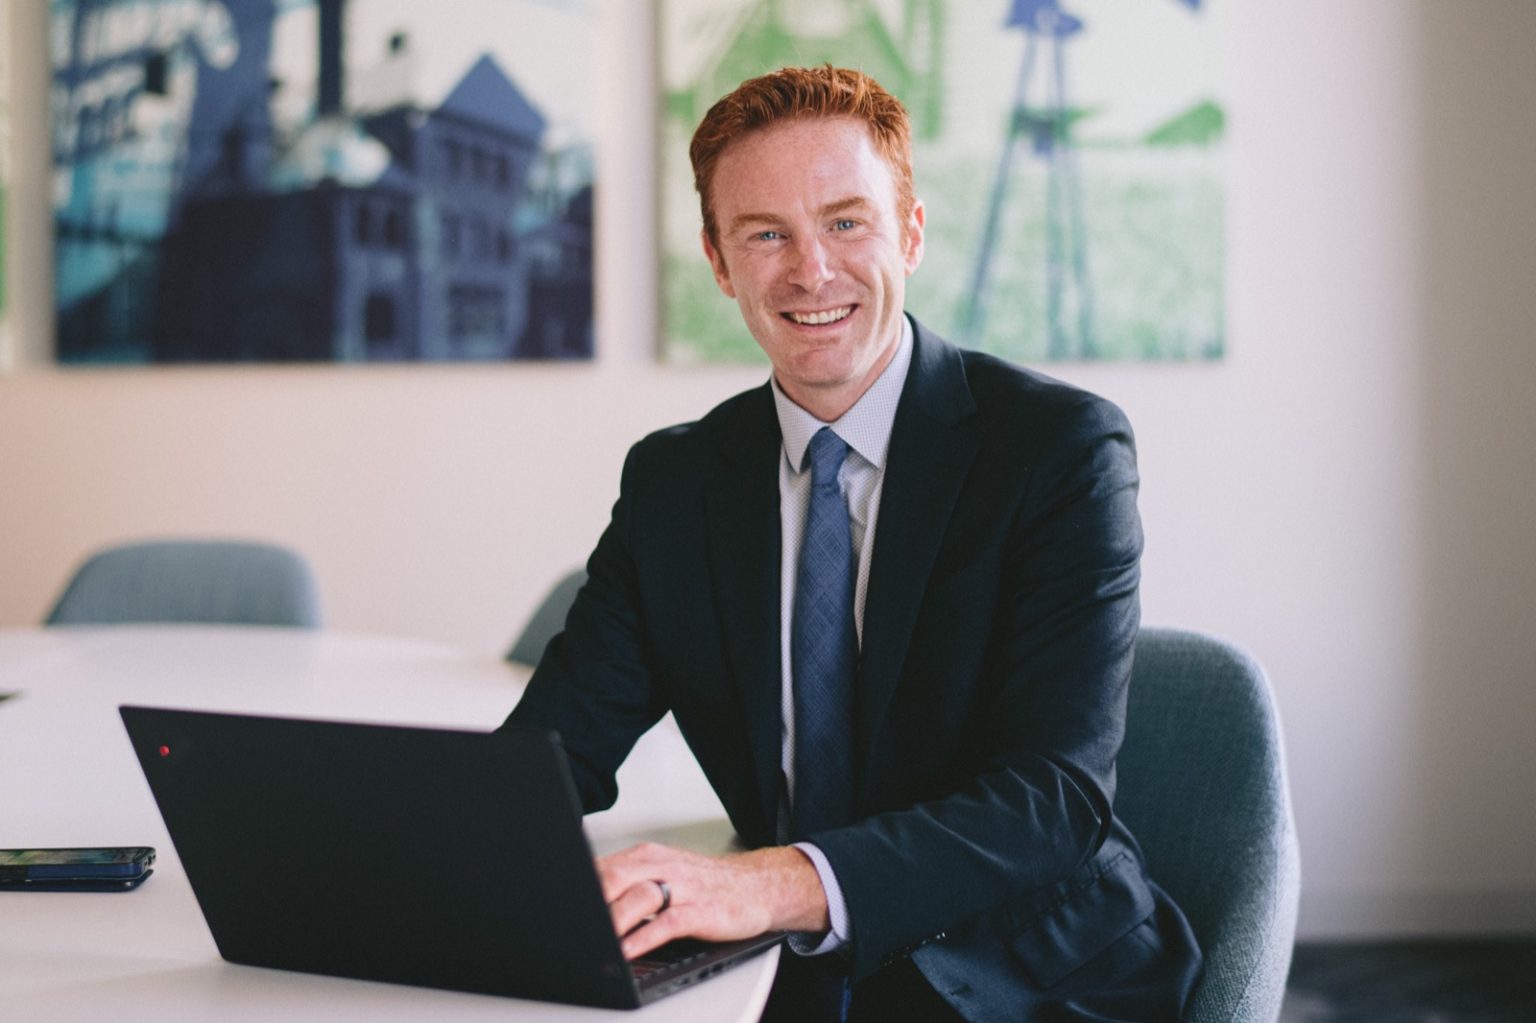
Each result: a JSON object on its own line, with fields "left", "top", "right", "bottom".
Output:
{"left": 770, "top": 316, "right": 913, "bottom": 955}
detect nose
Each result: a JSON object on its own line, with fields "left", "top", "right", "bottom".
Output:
{"left": 786, "top": 236, "right": 834, "bottom": 290}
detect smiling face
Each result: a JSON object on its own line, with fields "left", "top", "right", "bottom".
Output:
{"left": 702, "top": 117, "right": 925, "bottom": 422}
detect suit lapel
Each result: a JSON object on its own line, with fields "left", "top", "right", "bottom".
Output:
{"left": 857, "top": 321, "right": 980, "bottom": 761}
{"left": 703, "top": 385, "right": 785, "bottom": 836}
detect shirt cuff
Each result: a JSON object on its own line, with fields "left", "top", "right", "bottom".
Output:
{"left": 787, "top": 841, "right": 850, "bottom": 956}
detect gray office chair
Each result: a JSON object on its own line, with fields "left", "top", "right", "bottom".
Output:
{"left": 46, "top": 539, "right": 323, "bottom": 628}
{"left": 506, "top": 569, "right": 587, "bottom": 667}
{"left": 1116, "top": 628, "right": 1300, "bottom": 1023}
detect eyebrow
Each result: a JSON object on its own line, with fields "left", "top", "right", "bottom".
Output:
{"left": 820, "top": 196, "right": 872, "bottom": 218}
{"left": 726, "top": 196, "right": 876, "bottom": 234}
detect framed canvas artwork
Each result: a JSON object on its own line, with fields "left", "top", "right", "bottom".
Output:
{"left": 660, "top": 0, "right": 1224, "bottom": 364}
{"left": 52, "top": 0, "right": 595, "bottom": 364}
{"left": 1, "top": 0, "right": 10, "bottom": 370}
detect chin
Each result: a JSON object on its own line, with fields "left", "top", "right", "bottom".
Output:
{"left": 787, "top": 347, "right": 855, "bottom": 376}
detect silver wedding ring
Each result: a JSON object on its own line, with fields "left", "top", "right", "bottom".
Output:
{"left": 652, "top": 878, "right": 671, "bottom": 914}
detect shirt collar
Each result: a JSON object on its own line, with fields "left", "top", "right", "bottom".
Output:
{"left": 771, "top": 316, "right": 913, "bottom": 474}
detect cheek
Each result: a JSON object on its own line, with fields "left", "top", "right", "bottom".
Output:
{"left": 736, "top": 264, "right": 783, "bottom": 305}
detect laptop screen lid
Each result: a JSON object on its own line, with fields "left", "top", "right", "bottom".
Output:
{"left": 119, "top": 705, "right": 774, "bottom": 1009}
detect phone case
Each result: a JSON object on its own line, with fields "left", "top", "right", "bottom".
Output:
{"left": 0, "top": 847, "right": 156, "bottom": 881}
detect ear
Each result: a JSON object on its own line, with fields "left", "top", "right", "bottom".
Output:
{"left": 701, "top": 230, "right": 737, "bottom": 299}
{"left": 903, "top": 199, "right": 926, "bottom": 277}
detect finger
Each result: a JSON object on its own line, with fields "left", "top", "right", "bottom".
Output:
{"left": 596, "top": 854, "right": 652, "bottom": 904}
{"left": 621, "top": 904, "right": 693, "bottom": 960}
{"left": 595, "top": 843, "right": 674, "bottom": 902}
{"left": 609, "top": 879, "right": 671, "bottom": 939}
{"left": 594, "top": 858, "right": 627, "bottom": 904}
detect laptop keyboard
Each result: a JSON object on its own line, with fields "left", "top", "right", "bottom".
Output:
{"left": 630, "top": 939, "right": 715, "bottom": 983}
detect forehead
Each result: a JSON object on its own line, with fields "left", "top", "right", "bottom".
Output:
{"left": 710, "top": 117, "right": 899, "bottom": 218}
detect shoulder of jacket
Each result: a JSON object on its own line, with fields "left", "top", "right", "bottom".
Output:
{"left": 955, "top": 348, "right": 1129, "bottom": 437}
{"left": 627, "top": 382, "right": 773, "bottom": 465}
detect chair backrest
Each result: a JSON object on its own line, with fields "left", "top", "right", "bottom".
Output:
{"left": 46, "top": 540, "right": 323, "bottom": 628}
{"left": 1116, "top": 628, "right": 1300, "bottom": 1023}
{"left": 506, "top": 569, "right": 587, "bottom": 667}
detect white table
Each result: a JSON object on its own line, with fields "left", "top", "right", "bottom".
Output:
{"left": 0, "top": 626, "right": 778, "bottom": 1022}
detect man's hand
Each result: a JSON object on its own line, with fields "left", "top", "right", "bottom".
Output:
{"left": 596, "top": 842, "right": 831, "bottom": 959}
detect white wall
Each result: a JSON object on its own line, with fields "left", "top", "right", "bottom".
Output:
{"left": 3, "top": 0, "right": 1534, "bottom": 939}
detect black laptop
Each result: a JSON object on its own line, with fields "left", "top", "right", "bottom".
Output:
{"left": 119, "top": 705, "right": 781, "bottom": 1009}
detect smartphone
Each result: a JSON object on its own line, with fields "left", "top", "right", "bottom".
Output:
{"left": 0, "top": 847, "right": 155, "bottom": 890}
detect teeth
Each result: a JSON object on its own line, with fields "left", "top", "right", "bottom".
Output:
{"left": 787, "top": 306, "right": 852, "bottom": 326}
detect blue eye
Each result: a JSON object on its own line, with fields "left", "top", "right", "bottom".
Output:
{"left": 756, "top": 230, "right": 782, "bottom": 241}
{"left": 832, "top": 219, "right": 856, "bottom": 231}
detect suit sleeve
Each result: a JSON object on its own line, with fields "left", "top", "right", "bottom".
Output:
{"left": 499, "top": 443, "right": 667, "bottom": 813}
{"left": 810, "top": 394, "right": 1144, "bottom": 981}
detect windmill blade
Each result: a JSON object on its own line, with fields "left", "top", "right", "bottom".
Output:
{"left": 1007, "top": 0, "right": 1084, "bottom": 36}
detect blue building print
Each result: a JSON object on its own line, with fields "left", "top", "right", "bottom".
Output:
{"left": 53, "top": 0, "right": 593, "bottom": 363}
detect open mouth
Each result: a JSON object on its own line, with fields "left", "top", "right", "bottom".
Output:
{"left": 783, "top": 305, "right": 855, "bottom": 326}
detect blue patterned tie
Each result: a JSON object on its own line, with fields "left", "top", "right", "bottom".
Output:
{"left": 791, "top": 427, "right": 857, "bottom": 840}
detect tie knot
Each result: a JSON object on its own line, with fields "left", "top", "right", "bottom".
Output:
{"left": 804, "top": 428, "right": 850, "bottom": 486}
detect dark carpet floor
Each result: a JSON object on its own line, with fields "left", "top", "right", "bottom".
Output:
{"left": 1278, "top": 938, "right": 1536, "bottom": 1023}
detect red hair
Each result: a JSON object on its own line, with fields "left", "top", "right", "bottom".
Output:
{"left": 689, "top": 65, "right": 915, "bottom": 246}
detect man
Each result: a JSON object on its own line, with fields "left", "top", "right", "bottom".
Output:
{"left": 503, "top": 66, "right": 1201, "bottom": 1021}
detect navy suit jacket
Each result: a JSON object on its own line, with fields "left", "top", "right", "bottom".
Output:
{"left": 505, "top": 318, "right": 1193, "bottom": 1018}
